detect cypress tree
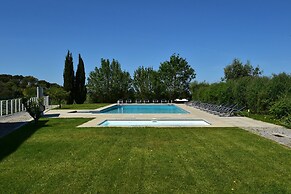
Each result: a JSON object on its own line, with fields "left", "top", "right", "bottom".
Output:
{"left": 63, "top": 50, "right": 75, "bottom": 104}
{"left": 75, "top": 54, "right": 87, "bottom": 104}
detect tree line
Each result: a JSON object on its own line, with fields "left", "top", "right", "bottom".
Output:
{"left": 191, "top": 58, "right": 291, "bottom": 125}
{"left": 0, "top": 73, "right": 69, "bottom": 108}
{"left": 2, "top": 52, "right": 290, "bottom": 125}
{"left": 87, "top": 54, "right": 196, "bottom": 103}
{"left": 0, "top": 74, "right": 60, "bottom": 100}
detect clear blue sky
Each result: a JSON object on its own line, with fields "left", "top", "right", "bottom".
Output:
{"left": 0, "top": 0, "right": 290, "bottom": 85}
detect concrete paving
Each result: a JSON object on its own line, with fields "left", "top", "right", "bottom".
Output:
{"left": 44, "top": 104, "right": 278, "bottom": 128}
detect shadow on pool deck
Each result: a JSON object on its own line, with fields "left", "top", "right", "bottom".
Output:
{"left": 0, "top": 120, "right": 48, "bottom": 161}
{"left": 43, "top": 113, "right": 60, "bottom": 118}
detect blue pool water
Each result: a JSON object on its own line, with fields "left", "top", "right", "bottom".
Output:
{"left": 100, "top": 104, "right": 189, "bottom": 114}
{"left": 99, "top": 119, "right": 210, "bottom": 126}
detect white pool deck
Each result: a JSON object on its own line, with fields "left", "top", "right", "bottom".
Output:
{"left": 44, "top": 104, "right": 283, "bottom": 129}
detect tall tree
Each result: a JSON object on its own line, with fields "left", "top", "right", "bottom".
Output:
{"left": 63, "top": 51, "right": 74, "bottom": 104}
{"left": 159, "top": 54, "right": 196, "bottom": 100}
{"left": 223, "top": 58, "right": 262, "bottom": 81}
{"left": 133, "top": 66, "right": 163, "bottom": 100}
{"left": 110, "top": 59, "right": 132, "bottom": 101}
{"left": 75, "top": 54, "right": 87, "bottom": 104}
{"left": 87, "top": 59, "right": 132, "bottom": 103}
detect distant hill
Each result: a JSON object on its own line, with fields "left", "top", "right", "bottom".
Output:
{"left": 0, "top": 74, "right": 61, "bottom": 100}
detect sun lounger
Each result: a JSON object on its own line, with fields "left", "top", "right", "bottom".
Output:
{"left": 161, "top": 99, "right": 168, "bottom": 103}
{"left": 135, "top": 99, "right": 142, "bottom": 103}
{"left": 125, "top": 99, "right": 132, "bottom": 103}
{"left": 187, "top": 101, "right": 244, "bottom": 117}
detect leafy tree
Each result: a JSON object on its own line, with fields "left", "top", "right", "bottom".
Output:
{"left": 63, "top": 50, "right": 75, "bottom": 104}
{"left": 0, "top": 82, "right": 13, "bottom": 100}
{"left": 133, "top": 66, "right": 162, "bottom": 100}
{"left": 87, "top": 59, "right": 132, "bottom": 103}
{"left": 22, "top": 76, "right": 38, "bottom": 87}
{"left": 87, "top": 59, "right": 110, "bottom": 103}
{"left": 159, "top": 54, "right": 196, "bottom": 100}
{"left": 0, "top": 74, "right": 14, "bottom": 83}
{"left": 110, "top": 59, "right": 132, "bottom": 101}
{"left": 47, "top": 86, "right": 69, "bottom": 108}
{"left": 75, "top": 54, "right": 87, "bottom": 104}
{"left": 0, "top": 81, "right": 22, "bottom": 100}
{"left": 151, "top": 70, "right": 166, "bottom": 100}
{"left": 37, "top": 80, "right": 51, "bottom": 88}
{"left": 223, "top": 59, "right": 262, "bottom": 81}
{"left": 23, "top": 86, "right": 37, "bottom": 98}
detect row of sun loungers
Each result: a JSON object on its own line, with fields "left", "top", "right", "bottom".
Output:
{"left": 187, "top": 101, "right": 244, "bottom": 117}
{"left": 117, "top": 99, "right": 172, "bottom": 104}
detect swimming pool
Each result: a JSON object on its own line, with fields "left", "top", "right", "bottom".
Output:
{"left": 99, "top": 119, "right": 210, "bottom": 127}
{"left": 100, "top": 104, "right": 189, "bottom": 114}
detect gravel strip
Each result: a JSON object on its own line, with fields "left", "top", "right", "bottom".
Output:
{"left": 242, "top": 126, "right": 291, "bottom": 148}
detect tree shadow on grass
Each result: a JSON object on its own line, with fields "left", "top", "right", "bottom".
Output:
{"left": 0, "top": 122, "right": 28, "bottom": 138}
{"left": 0, "top": 120, "right": 48, "bottom": 161}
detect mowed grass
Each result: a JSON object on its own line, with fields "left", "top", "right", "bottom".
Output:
{"left": 0, "top": 119, "right": 290, "bottom": 193}
{"left": 57, "top": 103, "right": 110, "bottom": 109}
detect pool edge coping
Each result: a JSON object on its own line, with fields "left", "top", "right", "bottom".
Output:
{"left": 98, "top": 118, "right": 212, "bottom": 127}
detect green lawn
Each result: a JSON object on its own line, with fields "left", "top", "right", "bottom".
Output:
{"left": 0, "top": 118, "right": 290, "bottom": 193}
{"left": 57, "top": 103, "right": 110, "bottom": 109}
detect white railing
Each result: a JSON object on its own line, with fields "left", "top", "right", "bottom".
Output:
{"left": 0, "top": 96, "right": 49, "bottom": 117}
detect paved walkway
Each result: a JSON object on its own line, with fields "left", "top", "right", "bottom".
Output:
{"left": 1, "top": 105, "right": 290, "bottom": 148}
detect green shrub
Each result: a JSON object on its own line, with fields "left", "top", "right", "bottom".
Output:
{"left": 282, "top": 114, "right": 291, "bottom": 128}
{"left": 245, "top": 76, "right": 270, "bottom": 113}
{"left": 22, "top": 98, "right": 44, "bottom": 123}
{"left": 269, "top": 95, "right": 291, "bottom": 119}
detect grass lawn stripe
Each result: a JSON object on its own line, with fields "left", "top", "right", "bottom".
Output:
{"left": 192, "top": 128, "right": 291, "bottom": 193}
{"left": 166, "top": 128, "right": 214, "bottom": 193}
{"left": 185, "top": 128, "right": 237, "bottom": 192}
